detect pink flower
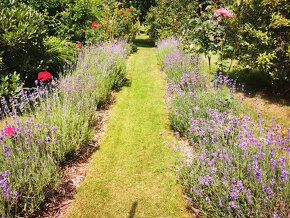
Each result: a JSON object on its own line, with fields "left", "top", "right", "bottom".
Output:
{"left": 76, "top": 43, "right": 82, "bottom": 48}
{"left": 213, "top": 12, "right": 217, "bottom": 17}
{"left": 217, "top": 8, "right": 227, "bottom": 16}
{"left": 227, "top": 11, "right": 233, "bottom": 17}
{"left": 216, "top": 8, "right": 233, "bottom": 18}
{"left": 3, "top": 126, "right": 16, "bottom": 136}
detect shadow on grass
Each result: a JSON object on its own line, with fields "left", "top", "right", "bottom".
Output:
{"left": 133, "top": 37, "right": 155, "bottom": 48}
{"left": 227, "top": 68, "right": 290, "bottom": 106}
{"left": 128, "top": 201, "right": 138, "bottom": 218}
{"left": 122, "top": 78, "right": 132, "bottom": 87}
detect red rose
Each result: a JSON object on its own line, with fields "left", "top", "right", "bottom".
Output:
{"left": 76, "top": 43, "right": 82, "bottom": 48}
{"left": 120, "top": 11, "right": 124, "bottom": 14}
{"left": 3, "top": 126, "right": 16, "bottom": 136}
{"left": 128, "top": 9, "right": 132, "bottom": 12}
{"left": 38, "top": 71, "right": 52, "bottom": 81}
{"left": 124, "top": 14, "right": 128, "bottom": 17}
{"left": 92, "top": 22, "right": 98, "bottom": 28}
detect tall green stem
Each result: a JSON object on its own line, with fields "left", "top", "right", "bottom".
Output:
{"left": 208, "top": 55, "right": 211, "bottom": 80}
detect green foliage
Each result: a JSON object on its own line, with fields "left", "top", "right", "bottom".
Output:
{"left": 92, "top": 2, "right": 140, "bottom": 42}
{"left": 228, "top": 68, "right": 272, "bottom": 94}
{"left": 0, "top": 72, "right": 22, "bottom": 97}
{"left": 146, "top": 0, "right": 198, "bottom": 39}
{"left": 0, "top": 1, "right": 47, "bottom": 84}
{"left": 22, "top": 0, "right": 68, "bottom": 16}
{"left": 43, "top": 36, "right": 77, "bottom": 74}
{"left": 227, "top": 0, "right": 290, "bottom": 94}
{"left": 129, "top": 42, "right": 138, "bottom": 53}
{"left": 189, "top": 8, "right": 219, "bottom": 76}
{"left": 55, "top": 0, "right": 102, "bottom": 42}
{"left": 23, "top": 0, "right": 102, "bottom": 42}
{"left": 121, "top": 0, "right": 157, "bottom": 22}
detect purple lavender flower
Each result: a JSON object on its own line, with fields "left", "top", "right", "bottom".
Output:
{"left": 229, "top": 201, "right": 236, "bottom": 208}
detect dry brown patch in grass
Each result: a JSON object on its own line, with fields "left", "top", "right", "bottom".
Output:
{"left": 237, "top": 92, "right": 290, "bottom": 130}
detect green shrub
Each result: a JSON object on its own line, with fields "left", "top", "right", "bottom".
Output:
{"left": 228, "top": 68, "right": 272, "bottom": 94}
{"left": 0, "top": 72, "right": 22, "bottom": 98}
{"left": 43, "top": 36, "right": 77, "bottom": 75}
{"left": 55, "top": 0, "right": 102, "bottom": 42}
{"left": 0, "top": 1, "right": 47, "bottom": 85}
{"left": 121, "top": 0, "right": 157, "bottom": 23}
{"left": 93, "top": 2, "right": 140, "bottom": 42}
{"left": 225, "top": 0, "right": 289, "bottom": 94}
{"left": 146, "top": 0, "right": 201, "bottom": 39}
{"left": 129, "top": 43, "right": 138, "bottom": 53}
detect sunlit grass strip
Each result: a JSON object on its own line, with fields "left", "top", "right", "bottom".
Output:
{"left": 68, "top": 35, "right": 190, "bottom": 217}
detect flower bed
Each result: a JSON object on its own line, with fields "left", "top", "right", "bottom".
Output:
{"left": 0, "top": 40, "right": 130, "bottom": 216}
{"left": 157, "top": 38, "right": 289, "bottom": 217}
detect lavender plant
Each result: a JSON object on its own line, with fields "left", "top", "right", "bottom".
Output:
{"left": 156, "top": 37, "right": 181, "bottom": 65}
{"left": 157, "top": 38, "right": 289, "bottom": 217}
{"left": 0, "top": 40, "right": 130, "bottom": 216}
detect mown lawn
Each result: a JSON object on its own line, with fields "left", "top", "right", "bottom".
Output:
{"left": 67, "top": 35, "right": 192, "bottom": 217}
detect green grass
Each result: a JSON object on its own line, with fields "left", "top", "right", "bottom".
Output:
{"left": 67, "top": 34, "right": 191, "bottom": 217}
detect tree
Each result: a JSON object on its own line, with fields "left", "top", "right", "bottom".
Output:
{"left": 121, "top": 0, "right": 156, "bottom": 22}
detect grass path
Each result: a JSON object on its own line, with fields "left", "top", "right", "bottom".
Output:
{"left": 67, "top": 35, "right": 191, "bottom": 217}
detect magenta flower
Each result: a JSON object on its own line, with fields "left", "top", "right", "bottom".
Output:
{"left": 3, "top": 126, "right": 16, "bottom": 136}
{"left": 216, "top": 8, "right": 233, "bottom": 18}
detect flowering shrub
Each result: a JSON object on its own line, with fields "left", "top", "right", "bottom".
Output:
{"left": 0, "top": 2, "right": 47, "bottom": 85}
{"left": 0, "top": 40, "right": 130, "bottom": 216}
{"left": 156, "top": 37, "right": 180, "bottom": 64}
{"left": 87, "top": 2, "right": 139, "bottom": 43}
{"left": 215, "top": 8, "right": 233, "bottom": 18}
{"left": 92, "top": 22, "right": 98, "bottom": 28}
{"left": 227, "top": 0, "right": 290, "bottom": 95}
{"left": 157, "top": 38, "right": 289, "bottom": 217}
{"left": 0, "top": 117, "right": 60, "bottom": 215}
